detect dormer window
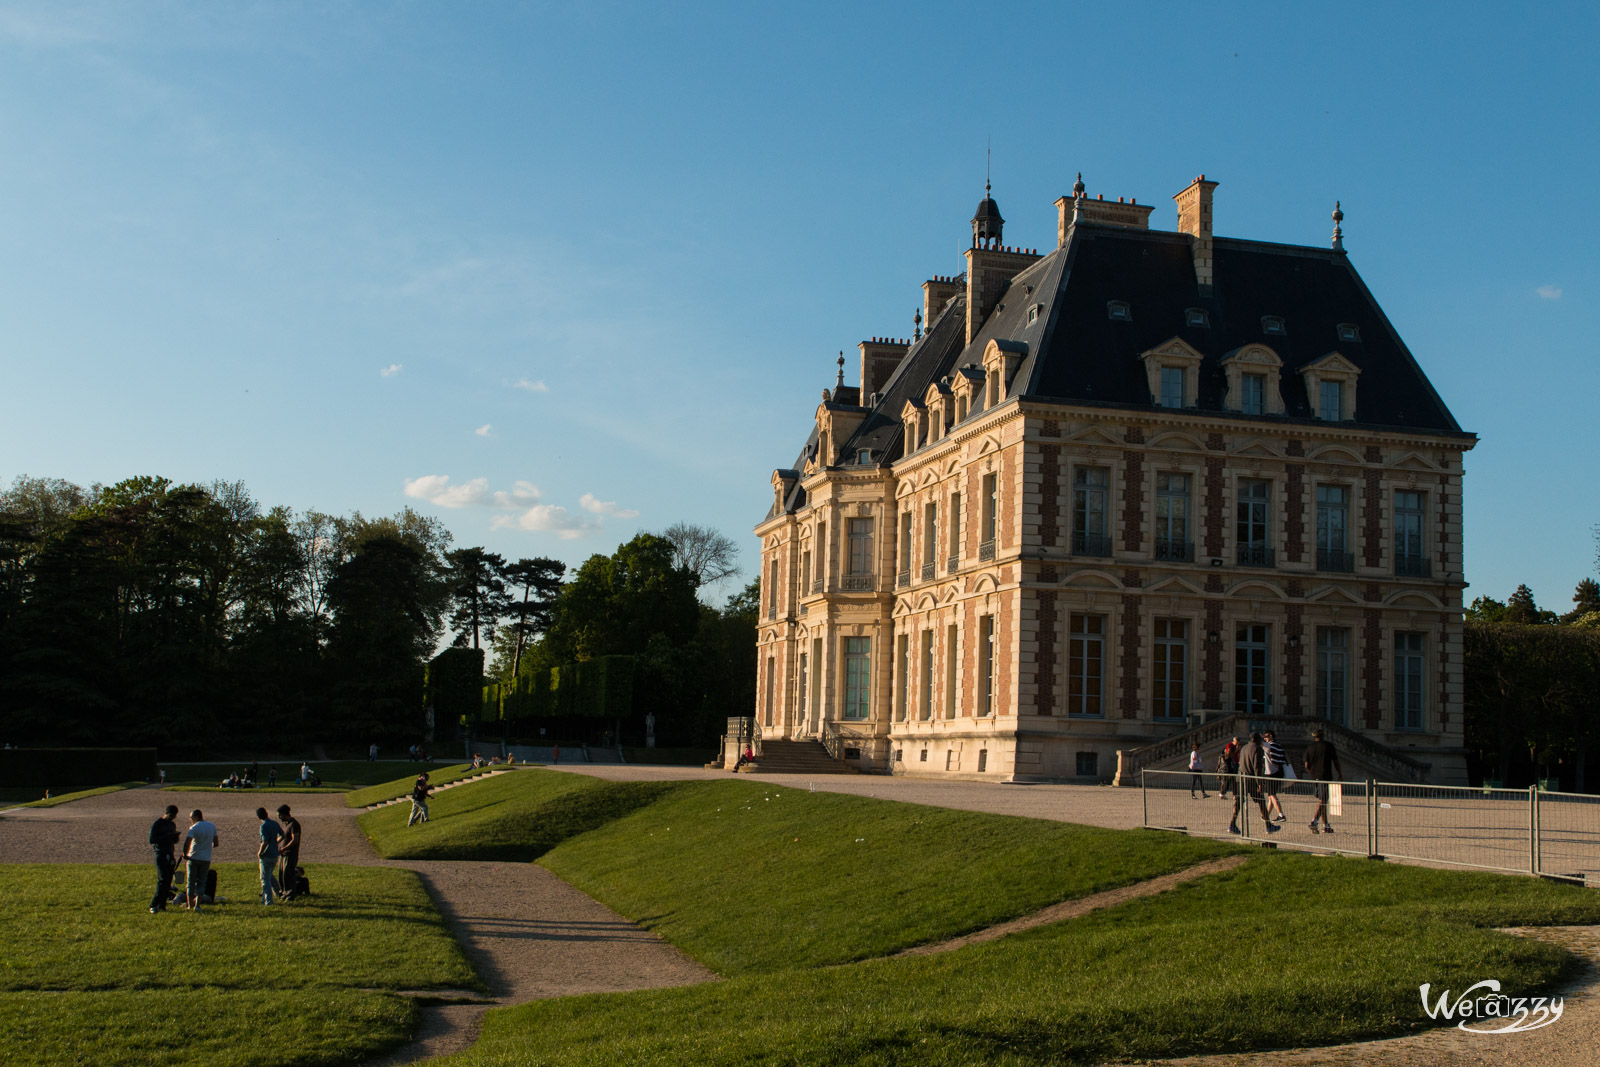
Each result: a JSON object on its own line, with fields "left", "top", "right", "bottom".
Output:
{"left": 1318, "top": 381, "right": 1344, "bottom": 422}
{"left": 1160, "top": 367, "right": 1185, "bottom": 409}
{"left": 1337, "top": 323, "right": 1361, "bottom": 342}
{"left": 1027, "top": 304, "right": 1042, "bottom": 325}
{"left": 1107, "top": 300, "right": 1132, "bottom": 322}
{"left": 1220, "top": 345, "right": 1286, "bottom": 416}
{"left": 1261, "top": 316, "right": 1286, "bottom": 336}
{"left": 1299, "top": 351, "right": 1361, "bottom": 423}
{"left": 857, "top": 449, "right": 873, "bottom": 464}
{"left": 1185, "top": 307, "right": 1210, "bottom": 327}
{"left": 1137, "top": 337, "right": 1204, "bottom": 410}
{"left": 1241, "top": 373, "right": 1266, "bottom": 415}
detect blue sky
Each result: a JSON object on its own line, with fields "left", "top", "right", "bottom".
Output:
{"left": 1, "top": 1, "right": 1596, "bottom": 609}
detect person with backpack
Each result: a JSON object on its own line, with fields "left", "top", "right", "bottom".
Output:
{"left": 1188, "top": 743, "right": 1208, "bottom": 798}
{"left": 408, "top": 773, "right": 432, "bottom": 827}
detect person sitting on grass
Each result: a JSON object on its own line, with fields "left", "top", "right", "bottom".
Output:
{"left": 408, "top": 773, "right": 432, "bottom": 827}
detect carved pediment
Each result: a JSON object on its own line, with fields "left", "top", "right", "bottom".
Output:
{"left": 1145, "top": 575, "right": 1206, "bottom": 597}
{"left": 1139, "top": 336, "right": 1206, "bottom": 364}
{"left": 1303, "top": 351, "right": 1362, "bottom": 377}
{"left": 1232, "top": 439, "right": 1284, "bottom": 460}
{"left": 1220, "top": 343, "right": 1283, "bottom": 369}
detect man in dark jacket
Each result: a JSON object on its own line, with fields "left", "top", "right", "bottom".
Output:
{"left": 148, "top": 804, "right": 180, "bottom": 913}
{"left": 1230, "top": 733, "right": 1278, "bottom": 836}
{"left": 1302, "top": 727, "right": 1344, "bottom": 834}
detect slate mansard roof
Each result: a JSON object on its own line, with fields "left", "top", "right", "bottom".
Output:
{"left": 767, "top": 213, "right": 1471, "bottom": 520}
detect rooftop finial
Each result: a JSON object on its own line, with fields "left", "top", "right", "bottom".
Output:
{"left": 1073, "top": 171, "right": 1085, "bottom": 199}
{"left": 913, "top": 307, "right": 923, "bottom": 342}
{"left": 836, "top": 351, "right": 845, "bottom": 389}
{"left": 986, "top": 137, "right": 991, "bottom": 197}
{"left": 1331, "top": 200, "right": 1345, "bottom": 253}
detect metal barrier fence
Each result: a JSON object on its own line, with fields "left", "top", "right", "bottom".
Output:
{"left": 1141, "top": 769, "right": 1599, "bottom": 885}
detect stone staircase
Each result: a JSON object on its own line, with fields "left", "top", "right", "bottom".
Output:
{"left": 738, "top": 739, "right": 857, "bottom": 775}
{"left": 364, "top": 769, "right": 511, "bottom": 810}
{"left": 1112, "top": 714, "right": 1433, "bottom": 787}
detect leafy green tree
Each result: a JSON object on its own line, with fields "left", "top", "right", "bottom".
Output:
{"left": 546, "top": 534, "right": 701, "bottom": 663}
{"left": 445, "top": 547, "right": 509, "bottom": 650}
{"left": 1564, "top": 578, "right": 1600, "bottom": 624}
{"left": 502, "top": 556, "right": 566, "bottom": 678}
{"left": 325, "top": 536, "right": 435, "bottom": 744}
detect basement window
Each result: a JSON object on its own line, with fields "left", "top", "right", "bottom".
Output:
{"left": 1261, "top": 315, "right": 1286, "bottom": 336}
{"left": 1107, "top": 300, "right": 1132, "bottom": 322}
{"left": 1185, "top": 307, "right": 1210, "bottom": 327}
{"left": 1076, "top": 751, "right": 1099, "bottom": 777}
{"left": 1337, "top": 322, "right": 1361, "bottom": 342}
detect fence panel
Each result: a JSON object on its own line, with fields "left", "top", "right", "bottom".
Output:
{"left": 1535, "top": 790, "right": 1600, "bottom": 883}
{"left": 1369, "top": 783, "right": 1533, "bottom": 874}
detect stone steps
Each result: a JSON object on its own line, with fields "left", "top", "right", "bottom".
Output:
{"left": 364, "top": 769, "right": 512, "bottom": 810}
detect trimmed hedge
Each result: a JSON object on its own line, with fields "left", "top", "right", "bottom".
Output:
{"left": 0, "top": 748, "right": 158, "bottom": 789}
{"left": 485, "top": 655, "right": 634, "bottom": 721}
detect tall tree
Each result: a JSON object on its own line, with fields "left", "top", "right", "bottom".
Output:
{"left": 660, "top": 522, "right": 740, "bottom": 590}
{"left": 446, "top": 547, "right": 509, "bottom": 650}
{"left": 325, "top": 536, "right": 435, "bottom": 743}
{"left": 502, "top": 556, "right": 566, "bottom": 677}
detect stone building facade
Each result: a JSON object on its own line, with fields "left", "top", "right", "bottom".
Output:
{"left": 753, "top": 174, "right": 1476, "bottom": 784}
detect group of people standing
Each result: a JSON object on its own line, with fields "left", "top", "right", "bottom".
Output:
{"left": 1188, "top": 728, "right": 1345, "bottom": 836}
{"left": 147, "top": 802, "right": 303, "bottom": 912}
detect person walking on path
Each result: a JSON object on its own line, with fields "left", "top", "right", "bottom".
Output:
{"left": 408, "top": 773, "right": 432, "bottom": 827}
{"left": 276, "top": 804, "right": 301, "bottom": 898}
{"left": 181, "top": 809, "right": 219, "bottom": 912}
{"left": 1188, "top": 744, "right": 1208, "bottom": 798}
{"left": 148, "top": 804, "right": 180, "bottom": 913}
{"left": 1230, "top": 734, "right": 1278, "bottom": 836}
{"left": 1302, "top": 727, "right": 1344, "bottom": 834}
{"left": 369, "top": 743, "right": 378, "bottom": 762}
{"left": 1263, "top": 731, "right": 1289, "bottom": 822}
{"left": 298, "top": 761, "right": 313, "bottom": 785}
{"left": 256, "top": 807, "right": 281, "bottom": 905}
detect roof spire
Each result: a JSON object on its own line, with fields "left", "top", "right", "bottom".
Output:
{"left": 986, "top": 137, "right": 991, "bottom": 198}
{"left": 836, "top": 351, "right": 845, "bottom": 389}
{"left": 1331, "top": 200, "right": 1345, "bottom": 253}
{"left": 913, "top": 307, "right": 922, "bottom": 342}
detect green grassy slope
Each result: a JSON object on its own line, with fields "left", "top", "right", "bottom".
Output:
{"left": 345, "top": 763, "right": 475, "bottom": 807}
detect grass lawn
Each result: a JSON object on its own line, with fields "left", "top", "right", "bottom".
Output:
{"left": 0, "top": 863, "right": 480, "bottom": 1067}
{"left": 1, "top": 783, "right": 146, "bottom": 808}
{"left": 161, "top": 760, "right": 448, "bottom": 791}
{"left": 345, "top": 763, "right": 477, "bottom": 807}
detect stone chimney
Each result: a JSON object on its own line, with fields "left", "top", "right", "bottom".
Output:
{"left": 963, "top": 247, "right": 1041, "bottom": 344}
{"left": 859, "top": 337, "right": 911, "bottom": 399}
{"left": 1173, "top": 175, "right": 1219, "bottom": 293}
{"left": 922, "top": 275, "right": 964, "bottom": 328}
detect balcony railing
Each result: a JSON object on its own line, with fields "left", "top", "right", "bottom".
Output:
{"left": 946, "top": 554, "right": 958, "bottom": 574}
{"left": 1238, "top": 544, "right": 1276, "bottom": 568}
{"left": 1153, "top": 537, "right": 1193, "bottom": 562}
{"left": 897, "top": 569, "right": 910, "bottom": 588}
{"left": 840, "top": 574, "right": 876, "bottom": 592}
{"left": 921, "top": 563, "right": 935, "bottom": 582}
{"left": 1317, "top": 548, "right": 1355, "bottom": 573}
{"left": 812, "top": 578, "right": 824, "bottom": 594}
{"left": 978, "top": 539, "right": 995, "bottom": 562}
{"left": 798, "top": 603, "right": 808, "bottom": 615}
{"left": 767, "top": 607, "right": 777, "bottom": 620}
{"left": 1072, "top": 531, "right": 1112, "bottom": 557}
{"left": 1395, "top": 556, "right": 1432, "bottom": 578}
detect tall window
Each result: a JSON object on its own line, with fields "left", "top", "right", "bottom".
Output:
{"left": 810, "top": 637, "right": 822, "bottom": 722}
{"left": 1160, "top": 366, "right": 1185, "bottom": 408}
{"left": 923, "top": 501, "right": 938, "bottom": 571}
{"left": 1395, "top": 632, "right": 1425, "bottom": 730}
{"left": 1316, "top": 485, "right": 1351, "bottom": 571}
{"left": 797, "top": 652, "right": 808, "bottom": 729}
{"left": 895, "top": 634, "right": 909, "bottom": 721}
{"left": 1237, "top": 479, "right": 1272, "bottom": 566}
{"left": 847, "top": 518, "right": 873, "bottom": 576}
{"left": 1155, "top": 473, "right": 1190, "bottom": 561}
{"left": 1152, "top": 619, "right": 1187, "bottom": 720}
{"left": 898, "top": 511, "right": 913, "bottom": 584}
{"left": 800, "top": 550, "right": 811, "bottom": 594}
{"left": 945, "top": 624, "right": 958, "bottom": 719}
{"left": 1319, "top": 379, "right": 1344, "bottom": 422}
{"left": 1067, "top": 614, "right": 1105, "bottom": 717}
{"left": 1241, "top": 372, "right": 1266, "bottom": 415}
{"left": 766, "top": 559, "right": 778, "bottom": 617}
{"left": 843, "top": 637, "right": 871, "bottom": 720}
{"left": 1395, "top": 491, "right": 1428, "bottom": 576}
{"left": 815, "top": 522, "right": 826, "bottom": 585}
{"left": 978, "top": 616, "right": 996, "bottom": 716}
{"left": 1315, "top": 628, "right": 1348, "bottom": 725}
{"left": 920, "top": 630, "right": 934, "bottom": 721}
{"left": 980, "top": 473, "right": 998, "bottom": 554}
{"left": 764, "top": 656, "right": 775, "bottom": 727}
{"left": 1072, "top": 467, "right": 1109, "bottom": 556}
{"left": 948, "top": 491, "right": 962, "bottom": 568}
{"left": 1234, "top": 623, "right": 1270, "bottom": 714}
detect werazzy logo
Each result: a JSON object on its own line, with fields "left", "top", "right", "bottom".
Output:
{"left": 1419, "top": 980, "right": 1563, "bottom": 1034}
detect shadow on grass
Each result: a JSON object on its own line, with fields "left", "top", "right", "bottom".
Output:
{"left": 397, "top": 781, "right": 683, "bottom": 863}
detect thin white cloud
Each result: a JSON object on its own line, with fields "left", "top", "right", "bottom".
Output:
{"left": 1537, "top": 285, "right": 1563, "bottom": 300}
{"left": 512, "top": 377, "right": 549, "bottom": 393}
{"left": 580, "top": 492, "right": 640, "bottom": 519}
{"left": 403, "top": 475, "right": 489, "bottom": 509}
{"left": 474, "top": 424, "right": 493, "bottom": 437}
{"left": 381, "top": 363, "right": 404, "bottom": 378}
{"left": 491, "top": 505, "right": 599, "bottom": 540}
{"left": 489, "top": 481, "right": 542, "bottom": 508}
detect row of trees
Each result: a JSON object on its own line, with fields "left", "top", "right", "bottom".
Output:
{"left": 0, "top": 475, "right": 755, "bottom": 756}
{"left": 1464, "top": 578, "right": 1600, "bottom": 789}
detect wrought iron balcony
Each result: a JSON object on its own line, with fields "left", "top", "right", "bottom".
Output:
{"left": 1237, "top": 543, "right": 1276, "bottom": 568}
{"left": 1317, "top": 548, "right": 1355, "bottom": 573}
{"left": 812, "top": 578, "right": 824, "bottom": 594}
{"left": 767, "top": 607, "right": 777, "bottom": 620}
{"left": 798, "top": 603, "right": 808, "bottom": 615}
{"left": 946, "top": 554, "right": 958, "bottom": 574}
{"left": 1072, "top": 531, "right": 1112, "bottom": 557}
{"left": 1153, "top": 538, "right": 1193, "bottom": 562}
{"left": 921, "top": 563, "right": 935, "bottom": 582}
{"left": 897, "top": 569, "right": 910, "bottom": 588}
{"left": 840, "top": 574, "right": 876, "bottom": 592}
{"left": 1395, "top": 556, "right": 1432, "bottom": 578}
{"left": 978, "top": 539, "right": 995, "bottom": 562}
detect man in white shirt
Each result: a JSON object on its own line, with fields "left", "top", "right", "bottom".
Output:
{"left": 182, "top": 809, "right": 220, "bottom": 911}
